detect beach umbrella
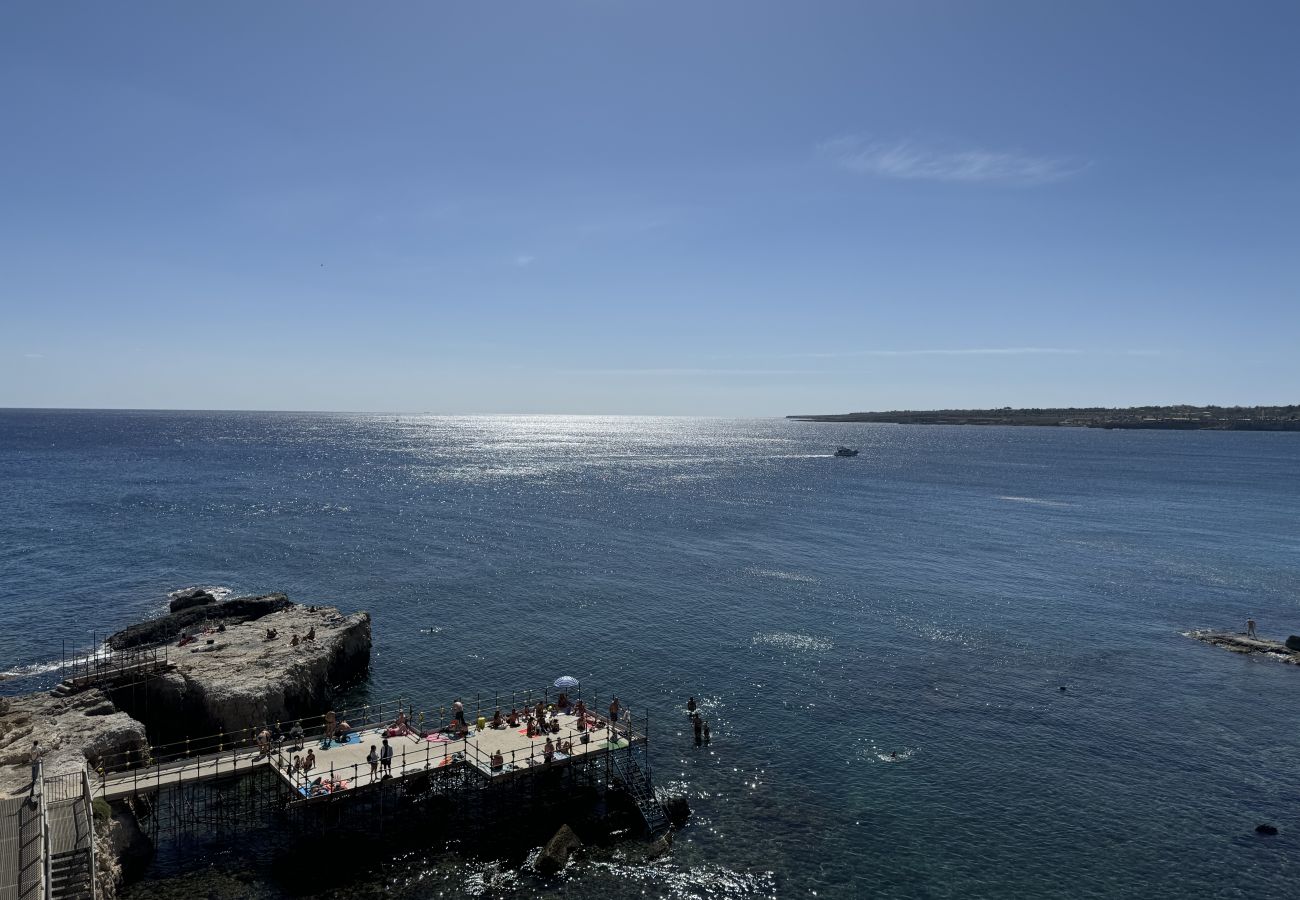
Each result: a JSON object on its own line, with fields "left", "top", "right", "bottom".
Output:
{"left": 553, "top": 675, "right": 580, "bottom": 690}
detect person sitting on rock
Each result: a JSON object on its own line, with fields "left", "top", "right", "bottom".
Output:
{"left": 264, "top": 627, "right": 278, "bottom": 640}
{"left": 549, "top": 717, "right": 561, "bottom": 734}
{"left": 558, "top": 738, "right": 573, "bottom": 755}
{"left": 305, "top": 626, "right": 316, "bottom": 641}
{"left": 525, "top": 716, "right": 538, "bottom": 738}
{"left": 336, "top": 720, "right": 353, "bottom": 741}
{"left": 506, "top": 708, "right": 520, "bottom": 727}
{"left": 491, "top": 709, "right": 504, "bottom": 729}
{"left": 291, "top": 754, "right": 303, "bottom": 773}
{"left": 556, "top": 692, "right": 569, "bottom": 710}
{"left": 290, "top": 634, "right": 299, "bottom": 647}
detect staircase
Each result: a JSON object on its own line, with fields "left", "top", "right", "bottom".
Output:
{"left": 47, "top": 847, "right": 93, "bottom": 900}
{"left": 609, "top": 745, "right": 670, "bottom": 839}
{"left": 43, "top": 770, "right": 97, "bottom": 900}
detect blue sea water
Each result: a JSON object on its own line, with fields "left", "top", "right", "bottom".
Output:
{"left": 3, "top": 409, "right": 1300, "bottom": 898}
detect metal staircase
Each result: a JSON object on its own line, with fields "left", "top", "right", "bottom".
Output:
{"left": 609, "top": 744, "right": 670, "bottom": 839}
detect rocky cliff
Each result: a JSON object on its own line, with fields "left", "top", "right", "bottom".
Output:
{"left": 123, "top": 604, "right": 372, "bottom": 738}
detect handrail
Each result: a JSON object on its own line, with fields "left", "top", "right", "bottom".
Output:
{"left": 82, "top": 764, "right": 98, "bottom": 900}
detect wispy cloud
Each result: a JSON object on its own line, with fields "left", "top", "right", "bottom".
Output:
{"left": 787, "top": 347, "right": 1083, "bottom": 359}
{"left": 819, "top": 136, "right": 1083, "bottom": 186}
{"left": 513, "top": 254, "right": 536, "bottom": 267}
{"left": 23, "top": 353, "right": 45, "bottom": 359}
{"left": 570, "top": 368, "right": 825, "bottom": 377}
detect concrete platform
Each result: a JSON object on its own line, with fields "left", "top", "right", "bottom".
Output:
{"left": 276, "top": 710, "right": 634, "bottom": 798}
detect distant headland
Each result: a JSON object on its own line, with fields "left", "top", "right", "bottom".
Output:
{"left": 788, "top": 405, "right": 1300, "bottom": 430}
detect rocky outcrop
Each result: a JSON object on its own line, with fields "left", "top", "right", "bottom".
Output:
{"left": 1186, "top": 630, "right": 1300, "bottom": 665}
{"left": 1286, "top": 636, "right": 1300, "bottom": 652}
{"left": 168, "top": 587, "right": 217, "bottom": 613}
{"left": 106, "top": 593, "right": 292, "bottom": 650}
{"left": 123, "top": 604, "right": 372, "bottom": 738}
{"left": 536, "top": 824, "right": 582, "bottom": 875}
{"left": 0, "top": 688, "right": 149, "bottom": 796}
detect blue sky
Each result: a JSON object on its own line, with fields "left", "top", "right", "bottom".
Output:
{"left": 2, "top": 1, "right": 1297, "bottom": 415}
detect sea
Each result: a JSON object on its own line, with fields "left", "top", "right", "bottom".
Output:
{"left": 2, "top": 409, "right": 1299, "bottom": 899}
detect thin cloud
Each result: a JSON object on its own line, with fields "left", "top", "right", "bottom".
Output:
{"left": 819, "top": 136, "right": 1083, "bottom": 185}
{"left": 23, "top": 353, "right": 45, "bottom": 359}
{"left": 789, "top": 347, "right": 1083, "bottom": 359}
{"left": 513, "top": 254, "right": 536, "bottom": 267}
{"left": 571, "top": 368, "right": 825, "bottom": 377}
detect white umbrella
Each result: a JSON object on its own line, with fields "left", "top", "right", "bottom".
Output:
{"left": 553, "top": 675, "right": 580, "bottom": 690}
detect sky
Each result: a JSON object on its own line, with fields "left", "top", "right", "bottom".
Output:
{"left": 2, "top": 1, "right": 1297, "bottom": 415}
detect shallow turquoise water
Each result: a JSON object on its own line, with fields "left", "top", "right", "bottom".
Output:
{"left": 2, "top": 411, "right": 1299, "bottom": 897}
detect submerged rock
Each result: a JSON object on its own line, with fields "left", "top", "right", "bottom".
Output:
{"left": 1286, "top": 635, "right": 1300, "bottom": 652}
{"left": 1256, "top": 823, "right": 1279, "bottom": 835}
{"left": 536, "top": 824, "right": 582, "bottom": 875}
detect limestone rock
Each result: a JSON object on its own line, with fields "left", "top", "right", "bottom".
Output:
{"left": 130, "top": 605, "right": 372, "bottom": 737}
{"left": 107, "top": 593, "right": 292, "bottom": 650}
{"left": 168, "top": 587, "right": 217, "bottom": 613}
{"left": 0, "top": 688, "right": 148, "bottom": 796}
{"left": 536, "top": 824, "right": 582, "bottom": 875}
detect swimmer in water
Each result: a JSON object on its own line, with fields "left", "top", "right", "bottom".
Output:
{"left": 890, "top": 751, "right": 898, "bottom": 760}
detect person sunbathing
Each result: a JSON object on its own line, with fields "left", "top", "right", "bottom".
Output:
{"left": 491, "top": 709, "right": 504, "bottom": 729}
{"left": 559, "top": 738, "right": 572, "bottom": 754}
{"left": 290, "top": 634, "right": 299, "bottom": 647}
{"left": 303, "top": 750, "right": 315, "bottom": 773}
{"left": 526, "top": 717, "right": 538, "bottom": 738}
{"left": 506, "top": 708, "right": 520, "bottom": 727}
{"left": 549, "top": 718, "right": 561, "bottom": 734}
{"left": 490, "top": 750, "right": 504, "bottom": 771}
{"left": 305, "top": 626, "right": 316, "bottom": 641}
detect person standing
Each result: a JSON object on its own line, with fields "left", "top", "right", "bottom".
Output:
{"left": 453, "top": 699, "right": 465, "bottom": 727}
{"left": 686, "top": 696, "right": 697, "bottom": 714}
{"left": 703, "top": 720, "right": 711, "bottom": 746}
{"left": 324, "top": 709, "right": 337, "bottom": 743}
{"left": 609, "top": 697, "right": 620, "bottom": 736}
{"left": 693, "top": 714, "right": 703, "bottom": 747}
{"left": 366, "top": 744, "right": 379, "bottom": 780}
{"left": 1247, "top": 618, "right": 1258, "bottom": 638}
{"left": 380, "top": 738, "right": 393, "bottom": 775}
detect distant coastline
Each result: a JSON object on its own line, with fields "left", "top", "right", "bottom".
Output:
{"left": 788, "top": 405, "right": 1300, "bottom": 431}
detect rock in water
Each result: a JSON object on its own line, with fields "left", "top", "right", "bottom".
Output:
{"left": 536, "top": 824, "right": 582, "bottom": 875}
{"left": 1256, "top": 824, "right": 1279, "bottom": 836}
{"left": 1286, "top": 636, "right": 1300, "bottom": 652}
{"left": 169, "top": 587, "right": 217, "bottom": 613}
{"left": 666, "top": 795, "right": 692, "bottom": 828}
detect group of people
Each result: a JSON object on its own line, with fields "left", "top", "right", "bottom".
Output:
{"left": 687, "top": 696, "right": 711, "bottom": 747}
{"left": 263, "top": 625, "right": 316, "bottom": 645}
{"left": 365, "top": 739, "right": 395, "bottom": 778}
